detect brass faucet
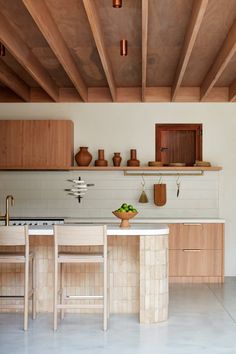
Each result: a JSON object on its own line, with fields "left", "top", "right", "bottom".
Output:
{"left": 0, "top": 195, "right": 15, "bottom": 226}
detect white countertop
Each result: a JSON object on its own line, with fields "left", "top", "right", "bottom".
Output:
{"left": 64, "top": 217, "right": 225, "bottom": 224}
{"left": 28, "top": 224, "right": 169, "bottom": 236}
{"left": 106, "top": 224, "right": 169, "bottom": 236}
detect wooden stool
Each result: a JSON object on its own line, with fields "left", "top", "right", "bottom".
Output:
{"left": 0, "top": 226, "right": 36, "bottom": 331}
{"left": 53, "top": 225, "right": 108, "bottom": 331}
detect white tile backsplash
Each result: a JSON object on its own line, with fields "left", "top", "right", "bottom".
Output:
{"left": 0, "top": 171, "right": 220, "bottom": 219}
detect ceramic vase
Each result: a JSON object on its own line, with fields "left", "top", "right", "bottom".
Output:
{"left": 113, "top": 152, "right": 122, "bottom": 167}
{"left": 95, "top": 149, "right": 108, "bottom": 167}
{"left": 75, "top": 147, "right": 92, "bottom": 166}
{"left": 127, "top": 149, "right": 140, "bottom": 166}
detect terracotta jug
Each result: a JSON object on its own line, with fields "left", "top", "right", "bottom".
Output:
{"left": 113, "top": 152, "right": 122, "bottom": 167}
{"left": 95, "top": 149, "right": 108, "bottom": 167}
{"left": 75, "top": 147, "right": 92, "bottom": 166}
{"left": 127, "top": 149, "right": 140, "bottom": 167}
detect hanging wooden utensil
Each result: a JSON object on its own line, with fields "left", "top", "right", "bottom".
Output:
{"left": 154, "top": 182, "right": 167, "bottom": 206}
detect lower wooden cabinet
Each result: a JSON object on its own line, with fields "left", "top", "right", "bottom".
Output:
{"left": 169, "top": 223, "right": 224, "bottom": 283}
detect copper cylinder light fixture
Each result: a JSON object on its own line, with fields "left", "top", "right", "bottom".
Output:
{"left": 120, "top": 39, "right": 128, "bottom": 56}
{"left": 113, "top": 0, "right": 122, "bottom": 8}
{"left": 0, "top": 42, "right": 5, "bottom": 56}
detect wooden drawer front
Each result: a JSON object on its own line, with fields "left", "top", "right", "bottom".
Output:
{"left": 169, "top": 250, "right": 222, "bottom": 277}
{"left": 169, "top": 223, "right": 224, "bottom": 250}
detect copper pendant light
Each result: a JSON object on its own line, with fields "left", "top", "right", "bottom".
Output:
{"left": 120, "top": 39, "right": 128, "bottom": 56}
{"left": 0, "top": 43, "right": 5, "bottom": 56}
{"left": 113, "top": 0, "right": 122, "bottom": 8}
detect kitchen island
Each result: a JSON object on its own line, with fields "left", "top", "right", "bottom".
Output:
{"left": 0, "top": 223, "right": 169, "bottom": 324}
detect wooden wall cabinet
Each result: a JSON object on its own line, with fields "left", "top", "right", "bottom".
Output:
{"left": 169, "top": 223, "right": 224, "bottom": 283}
{"left": 0, "top": 120, "right": 74, "bottom": 169}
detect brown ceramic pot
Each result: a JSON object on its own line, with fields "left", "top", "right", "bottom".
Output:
{"left": 75, "top": 147, "right": 92, "bottom": 166}
{"left": 112, "top": 152, "right": 122, "bottom": 167}
{"left": 95, "top": 149, "right": 108, "bottom": 167}
{"left": 127, "top": 149, "right": 140, "bottom": 166}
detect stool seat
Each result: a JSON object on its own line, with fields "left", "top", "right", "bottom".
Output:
{"left": 58, "top": 252, "right": 104, "bottom": 263}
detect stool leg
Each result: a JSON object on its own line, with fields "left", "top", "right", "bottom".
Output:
{"left": 32, "top": 256, "right": 36, "bottom": 320}
{"left": 60, "top": 263, "right": 64, "bottom": 320}
{"left": 54, "top": 259, "right": 58, "bottom": 331}
{"left": 24, "top": 259, "right": 29, "bottom": 331}
{"left": 107, "top": 260, "right": 110, "bottom": 319}
{"left": 103, "top": 260, "right": 108, "bottom": 331}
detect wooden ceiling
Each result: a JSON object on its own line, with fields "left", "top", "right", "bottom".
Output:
{"left": 0, "top": 0, "right": 235, "bottom": 103}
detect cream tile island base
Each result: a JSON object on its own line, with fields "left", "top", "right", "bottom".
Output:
{"left": 0, "top": 224, "right": 169, "bottom": 325}
{"left": 139, "top": 235, "right": 168, "bottom": 323}
{"left": 108, "top": 225, "right": 169, "bottom": 323}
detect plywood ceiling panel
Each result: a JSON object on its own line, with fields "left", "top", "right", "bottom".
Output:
{"left": 94, "top": 0, "right": 142, "bottom": 87}
{"left": 147, "top": 0, "right": 194, "bottom": 86}
{"left": 0, "top": 0, "right": 73, "bottom": 88}
{"left": 216, "top": 52, "right": 236, "bottom": 86}
{"left": 0, "top": 0, "right": 235, "bottom": 102}
{"left": 0, "top": 52, "right": 39, "bottom": 87}
{"left": 44, "top": 0, "right": 108, "bottom": 87}
{"left": 182, "top": 0, "right": 236, "bottom": 86}
{"left": 0, "top": 86, "right": 24, "bottom": 101}
{"left": 31, "top": 47, "right": 73, "bottom": 87}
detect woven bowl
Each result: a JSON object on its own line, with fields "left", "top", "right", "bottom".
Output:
{"left": 112, "top": 211, "right": 138, "bottom": 228}
{"left": 148, "top": 161, "right": 163, "bottom": 167}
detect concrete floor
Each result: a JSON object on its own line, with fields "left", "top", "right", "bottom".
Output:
{"left": 1, "top": 278, "right": 236, "bottom": 354}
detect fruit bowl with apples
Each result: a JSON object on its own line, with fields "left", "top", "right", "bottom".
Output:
{"left": 112, "top": 203, "right": 138, "bottom": 228}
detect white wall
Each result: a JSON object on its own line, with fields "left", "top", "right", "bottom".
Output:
{"left": 0, "top": 102, "right": 235, "bottom": 275}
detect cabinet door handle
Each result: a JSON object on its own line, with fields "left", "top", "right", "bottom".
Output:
{"left": 160, "top": 147, "right": 168, "bottom": 152}
{"left": 183, "top": 223, "right": 202, "bottom": 226}
{"left": 182, "top": 249, "right": 201, "bottom": 252}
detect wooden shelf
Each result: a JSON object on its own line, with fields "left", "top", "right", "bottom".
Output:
{"left": 70, "top": 166, "right": 222, "bottom": 171}
{"left": 0, "top": 166, "right": 71, "bottom": 171}
{"left": 0, "top": 166, "right": 222, "bottom": 172}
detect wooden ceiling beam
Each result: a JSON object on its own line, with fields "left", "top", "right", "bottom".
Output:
{"left": 22, "top": 0, "right": 88, "bottom": 102}
{"left": 201, "top": 21, "right": 236, "bottom": 101}
{"left": 0, "top": 86, "right": 231, "bottom": 103}
{"left": 171, "top": 0, "right": 208, "bottom": 101}
{"left": 0, "top": 60, "right": 30, "bottom": 101}
{"left": 142, "top": 0, "right": 148, "bottom": 102}
{"left": 229, "top": 79, "right": 236, "bottom": 101}
{"left": 83, "top": 0, "right": 117, "bottom": 102}
{"left": 0, "top": 12, "right": 59, "bottom": 101}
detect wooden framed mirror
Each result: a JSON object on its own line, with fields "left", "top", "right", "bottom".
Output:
{"left": 155, "top": 124, "right": 202, "bottom": 166}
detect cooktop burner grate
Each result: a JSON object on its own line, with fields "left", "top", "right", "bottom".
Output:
{"left": 8, "top": 218, "right": 64, "bottom": 226}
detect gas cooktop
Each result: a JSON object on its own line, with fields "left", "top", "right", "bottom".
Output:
{"left": 8, "top": 218, "right": 64, "bottom": 226}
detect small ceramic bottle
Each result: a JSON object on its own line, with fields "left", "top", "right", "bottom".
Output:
{"left": 127, "top": 149, "right": 140, "bottom": 166}
{"left": 95, "top": 149, "right": 108, "bottom": 167}
{"left": 112, "top": 152, "right": 122, "bottom": 167}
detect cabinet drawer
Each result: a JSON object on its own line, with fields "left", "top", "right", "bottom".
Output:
{"left": 169, "top": 223, "right": 224, "bottom": 250}
{"left": 169, "top": 249, "right": 223, "bottom": 277}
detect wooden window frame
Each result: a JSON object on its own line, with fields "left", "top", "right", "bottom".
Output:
{"left": 155, "top": 123, "right": 202, "bottom": 163}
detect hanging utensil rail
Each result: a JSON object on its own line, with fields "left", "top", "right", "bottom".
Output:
{"left": 124, "top": 171, "right": 204, "bottom": 177}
